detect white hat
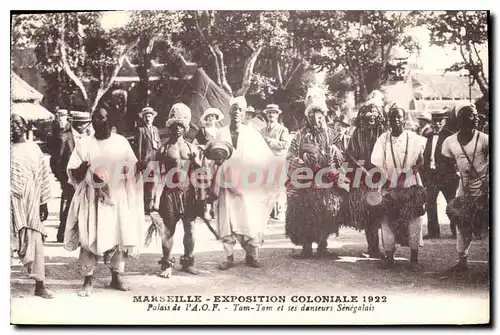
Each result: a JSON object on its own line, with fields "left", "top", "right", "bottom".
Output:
{"left": 454, "top": 102, "right": 477, "bottom": 117}
{"left": 139, "top": 106, "right": 158, "bottom": 118}
{"left": 69, "top": 111, "right": 91, "bottom": 123}
{"left": 229, "top": 96, "right": 247, "bottom": 110}
{"left": 165, "top": 103, "right": 191, "bottom": 130}
{"left": 201, "top": 108, "right": 224, "bottom": 123}
{"left": 263, "top": 104, "right": 282, "bottom": 115}
{"left": 417, "top": 111, "right": 432, "bottom": 122}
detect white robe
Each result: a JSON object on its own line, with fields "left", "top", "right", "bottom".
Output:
{"left": 371, "top": 130, "right": 426, "bottom": 187}
{"left": 64, "top": 133, "right": 144, "bottom": 256}
{"left": 215, "top": 125, "right": 282, "bottom": 241}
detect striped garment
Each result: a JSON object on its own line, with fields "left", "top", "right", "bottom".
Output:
{"left": 11, "top": 141, "right": 52, "bottom": 236}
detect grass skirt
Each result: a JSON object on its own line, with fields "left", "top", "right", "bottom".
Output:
{"left": 285, "top": 188, "right": 342, "bottom": 246}
{"left": 446, "top": 194, "right": 489, "bottom": 236}
{"left": 338, "top": 185, "right": 385, "bottom": 231}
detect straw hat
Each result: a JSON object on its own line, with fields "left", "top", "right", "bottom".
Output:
{"left": 69, "top": 111, "right": 91, "bottom": 123}
{"left": 263, "top": 104, "right": 282, "bottom": 115}
{"left": 417, "top": 111, "right": 432, "bottom": 123}
{"left": 201, "top": 108, "right": 224, "bottom": 123}
{"left": 57, "top": 109, "right": 68, "bottom": 117}
{"left": 139, "top": 106, "right": 158, "bottom": 118}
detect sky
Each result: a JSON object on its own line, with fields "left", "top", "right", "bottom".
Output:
{"left": 407, "top": 26, "right": 488, "bottom": 74}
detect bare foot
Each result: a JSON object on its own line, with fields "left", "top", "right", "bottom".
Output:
{"left": 110, "top": 278, "right": 130, "bottom": 291}
{"left": 35, "top": 288, "right": 54, "bottom": 299}
{"left": 77, "top": 284, "right": 92, "bottom": 297}
{"left": 182, "top": 266, "right": 200, "bottom": 275}
{"left": 158, "top": 267, "right": 172, "bottom": 278}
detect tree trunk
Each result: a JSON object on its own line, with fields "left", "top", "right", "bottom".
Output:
{"left": 137, "top": 35, "right": 151, "bottom": 107}
{"left": 235, "top": 46, "right": 263, "bottom": 97}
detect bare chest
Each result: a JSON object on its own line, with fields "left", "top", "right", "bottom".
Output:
{"left": 162, "top": 142, "right": 192, "bottom": 168}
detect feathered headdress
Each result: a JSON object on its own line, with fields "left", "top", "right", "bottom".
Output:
{"left": 365, "top": 90, "right": 384, "bottom": 108}
{"left": 304, "top": 86, "right": 328, "bottom": 115}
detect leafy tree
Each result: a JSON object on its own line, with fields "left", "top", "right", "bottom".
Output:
{"left": 12, "top": 12, "right": 140, "bottom": 113}
{"left": 295, "top": 10, "right": 421, "bottom": 103}
{"left": 426, "top": 10, "right": 488, "bottom": 97}
{"left": 177, "top": 10, "right": 308, "bottom": 101}
{"left": 119, "top": 11, "right": 184, "bottom": 105}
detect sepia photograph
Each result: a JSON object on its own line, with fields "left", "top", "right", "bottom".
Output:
{"left": 9, "top": 9, "right": 490, "bottom": 325}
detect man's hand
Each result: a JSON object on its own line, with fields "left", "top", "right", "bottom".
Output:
{"left": 71, "top": 161, "right": 90, "bottom": 183}
{"left": 136, "top": 160, "right": 147, "bottom": 172}
{"left": 40, "top": 204, "right": 48, "bottom": 222}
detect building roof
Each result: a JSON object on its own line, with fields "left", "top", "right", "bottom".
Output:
{"left": 11, "top": 72, "right": 43, "bottom": 102}
{"left": 11, "top": 102, "right": 54, "bottom": 121}
{"left": 411, "top": 72, "right": 483, "bottom": 100}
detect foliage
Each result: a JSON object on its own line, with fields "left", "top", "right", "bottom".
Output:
{"left": 12, "top": 12, "right": 139, "bottom": 112}
{"left": 425, "top": 10, "right": 488, "bottom": 96}
{"left": 293, "top": 10, "right": 422, "bottom": 103}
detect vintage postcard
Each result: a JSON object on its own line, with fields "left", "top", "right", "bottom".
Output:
{"left": 10, "top": 10, "right": 490, "bottom": 325}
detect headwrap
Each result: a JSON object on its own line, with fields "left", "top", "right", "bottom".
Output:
{"left": 229, "top": 96, "right": 247, "bottom": 110}
{"left": 165, "top": 103, "right": 191, "bottom": 130}
{"left": 387, "top": 102, "right": 406, "bottom": 115}
{"left": 454, "top": 102, "right": 477, "bottom": 117}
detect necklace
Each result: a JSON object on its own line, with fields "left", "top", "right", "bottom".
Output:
{"left": 389, "top": 131, "right": 409, "bottom": 169}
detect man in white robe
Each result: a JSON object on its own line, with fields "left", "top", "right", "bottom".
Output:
{"left": 64, "top": 108, "right": 144, "bottom": 297}
{"left": 215, "top": 97, "right": 281, "bottom": 270}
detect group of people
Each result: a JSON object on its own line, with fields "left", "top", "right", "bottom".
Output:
{"left": 284, "top": 89, "right": 488, "bottom": 274}
{"left": 11, "top": 87, "right": 489, "bottom": 300}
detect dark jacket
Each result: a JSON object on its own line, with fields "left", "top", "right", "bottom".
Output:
{"left": 422, "top": 128, "right": 456, "bottom": 179}
{"left": 55, "top": 128, "right": 76, "bottom": 187}
{"left": 135, "top": 126, "right": 161, "bottom": 163}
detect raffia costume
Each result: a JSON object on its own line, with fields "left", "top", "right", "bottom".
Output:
{"left": 338, "top": 102, "right": 387, "bottom": 257}
{"left": 285, "top": 90, "right": 348, "bottom": 255}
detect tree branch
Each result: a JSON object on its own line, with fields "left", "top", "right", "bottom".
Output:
{"left": 472, "top": 42, "right": 488, "bottom": 85}
{"left": 213, "top": 44, "right": 233, "bottom": 95}
{"left": 276, "top": 59, "right": 283, "bottom": 87}
{"left": 283, "top": 61, "right": 303, "bottom": 90}
{"left": 59, "top": 15, "right": 90, "bottom": 109}
{"left": 235, "top": 45, "right": 263, "bottom": 97}
{"left": 195, "top": 11, "right": 224, "bottom": 87}
{"left": 90, "top": 38, "right": 140, "bottom": 112}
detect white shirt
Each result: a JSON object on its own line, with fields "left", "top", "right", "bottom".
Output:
{"left": 71, "top": 127, "right": 84, "bottom": 144}
{"left": 430, "top": 134, "right": 439, "bottom": 169}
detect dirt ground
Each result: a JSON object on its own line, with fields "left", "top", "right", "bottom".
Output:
{"left": 10, "top": 169, "right": 490, "bottom": 325}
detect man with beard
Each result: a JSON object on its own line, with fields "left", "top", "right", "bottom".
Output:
{"left": 442, "top": 104, "right": 489, "bottom": 272}
{"left": 371, "top": 104, "right": 427, "bottom": 271}
{"left": 152, "top": 103, "right": 202, "bottom": 278}
{"left": 421, "top": 110, "right": 458, "bottom": 239}
{"left": 339, "top": 101, "right": 387, "bottom": 258}
{"left": 64, "top": 108, "right": 144, "bottom": 297}
{"left": 11, "top": 114, "right": 53, "bottom": 299}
